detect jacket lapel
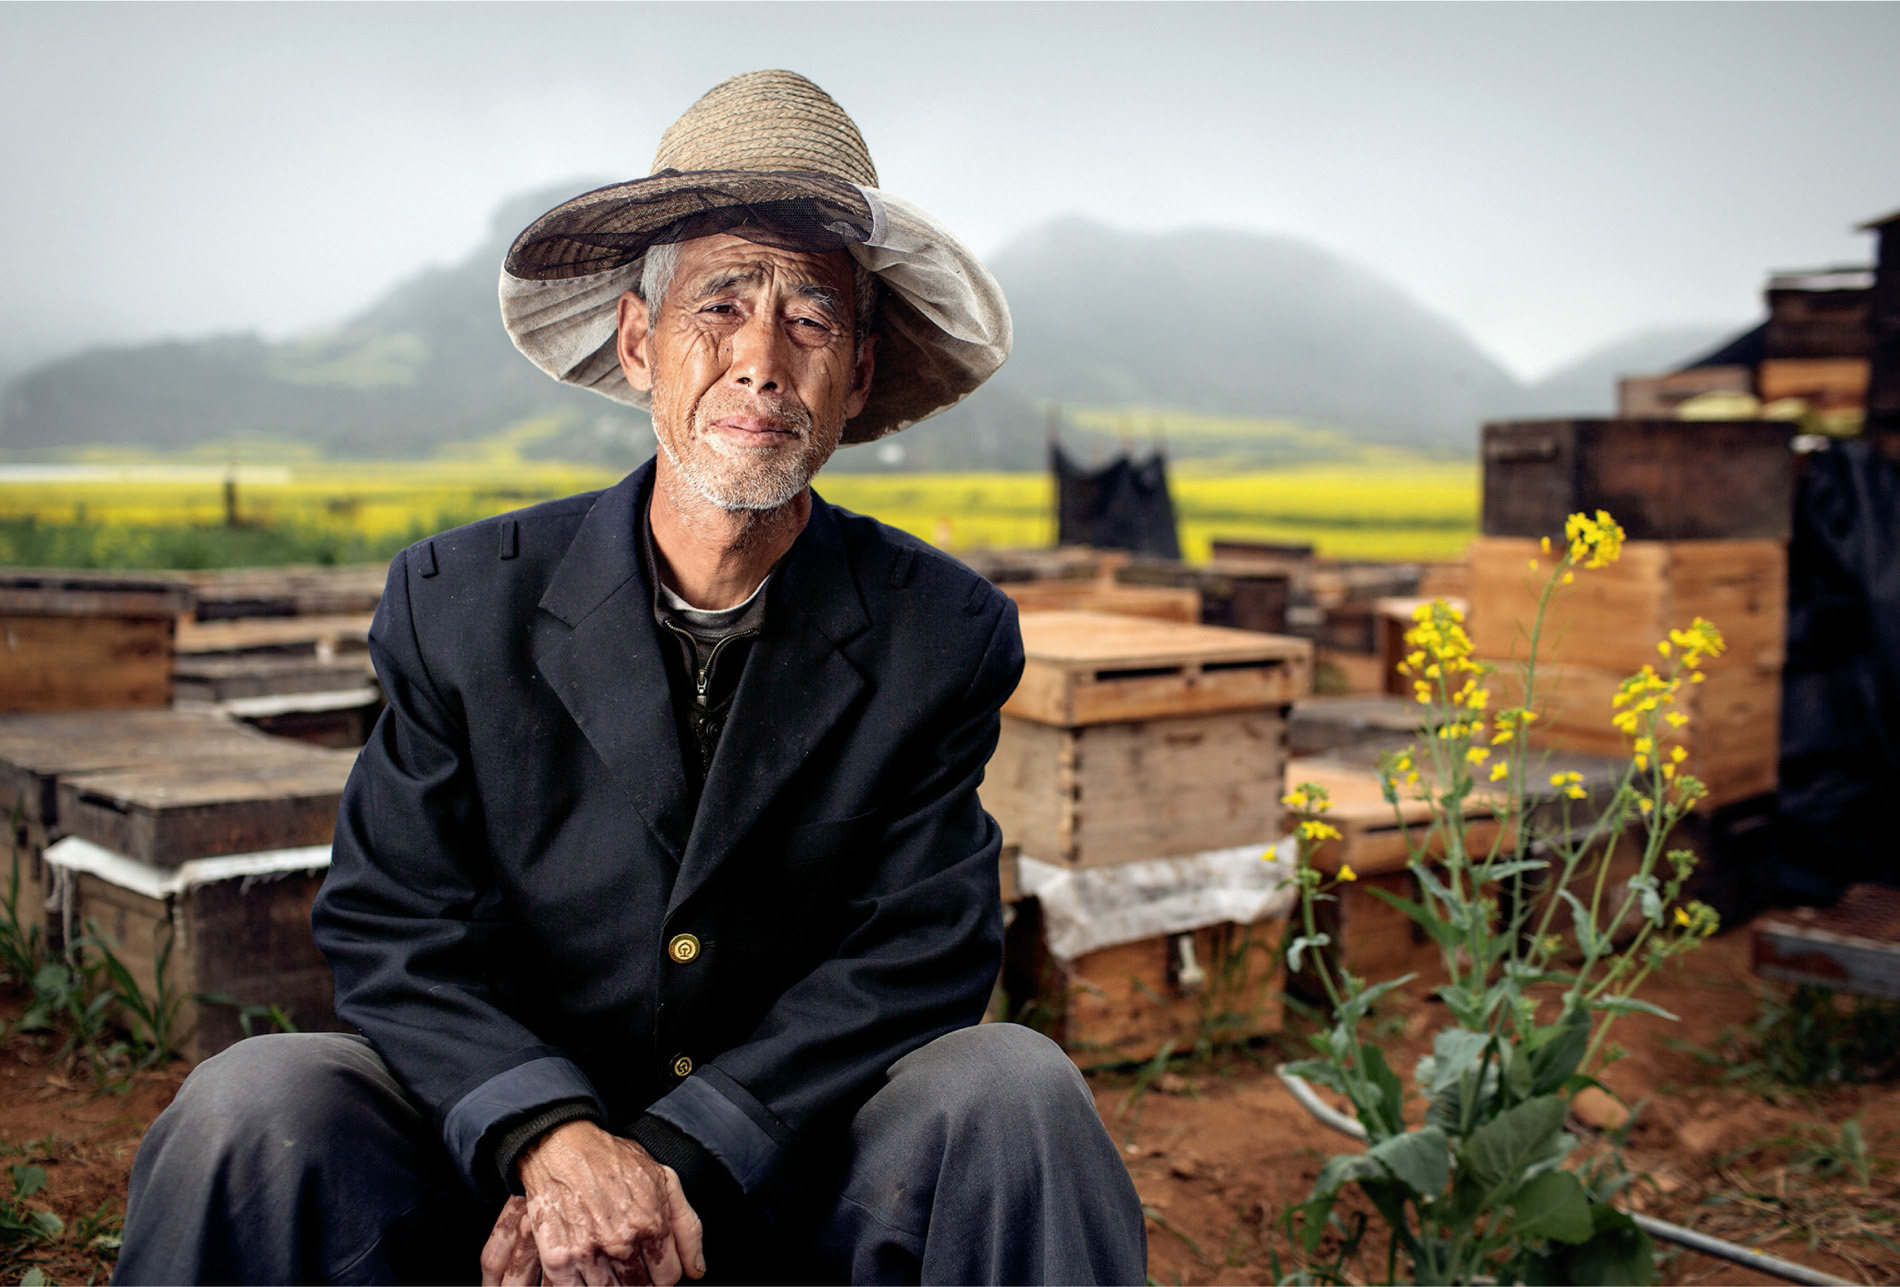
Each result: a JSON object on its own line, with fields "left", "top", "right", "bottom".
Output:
{"left": 532, "top": 462, "right": 695, "bottom": 860}
{"left": 667, "top": 494, "right": 870, "bottom": 916}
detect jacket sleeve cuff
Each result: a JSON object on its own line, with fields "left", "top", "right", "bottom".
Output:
{"left": 442, "top": 1055, "right": 606, "bottom": 1192}
{"left": 642, "top": 1066, "right": 789, "bottom": 1194}
{"left": 491, "top": 1099, "right": 605, "bottom": 1194}
{"left": 626, "top": 1112, "right": 748, "bottom": 1239}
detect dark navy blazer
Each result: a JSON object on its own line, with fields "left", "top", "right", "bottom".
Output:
{"left": 312, "top": 459, "right": 1022, "bottom": 1199}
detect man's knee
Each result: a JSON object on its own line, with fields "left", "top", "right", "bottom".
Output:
{"left": 153, "top": 1032, "right": 396, "bottom": 1154}
{"left": 887, "top": 1023, "right": 1091, "bottom": 1127}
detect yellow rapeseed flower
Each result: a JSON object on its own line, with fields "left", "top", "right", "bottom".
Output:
{"left": 1299, "top": 819, "right": 1343, "bottom": 842}
{"left": 1488, "top": 761, "right": 1509, "bottom": 782}
{"left": 1466, "top": 746, "right": 1490, "bottom": 765}
{"left": 1338, "top": 863, "right": 1358, "bottom": 882}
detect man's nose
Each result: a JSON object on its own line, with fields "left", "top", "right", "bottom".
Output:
{"left": 726, "top": 311, "right": 789, "bottom": 394}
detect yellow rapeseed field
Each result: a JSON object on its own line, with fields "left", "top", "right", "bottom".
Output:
{"left": 0, "top": 456, "right": 1477, "bottom": 566}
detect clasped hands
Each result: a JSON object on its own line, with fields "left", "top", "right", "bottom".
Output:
{"left": 481, "top": 1120, "right": 708, "bottom": 1286}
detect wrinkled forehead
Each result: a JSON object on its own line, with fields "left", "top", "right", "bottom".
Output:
{"left": 670, "top": 233, "right": 859, "bottom": 298}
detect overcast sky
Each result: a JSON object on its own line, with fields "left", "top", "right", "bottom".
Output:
{"left": 2, "top": 2, "right": 1895, "bottom": 383}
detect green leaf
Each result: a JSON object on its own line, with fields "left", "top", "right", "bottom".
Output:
{"left": 1481, "top": 858, "right": 1549, "bottom": 881}
{"left": 1286, "top": 933, "right": 1331, "bottom": 973}
{"left": 11, "top": 1163, "right": 47, "bottom": 1200}
{"left": 21, "top": 1268, "right": 48, "bottom": 1286}
{"left": 1459, "top": 1094, "right": 1567, "bottom": 1187}
{"left": 1310, "top": 1152, "right": 1386, "bottom": 1203}
{"left": 1626, "top": 873, "right": 1662, "bottom": 924}
{"left": 1359, "top": 1043, "right": 1406, "bottom": 1138}
{"left": 1529, "top": 1007, "right": 1592, "bottom": 1096}
{"left": 1537, "top": 1202, "right": 1655, "bottom": 1286}
{"left": 1513, "top": 1169, "right": 1594, "bottom": 1244}
{"left": 1363, "top": 885, "right": 1464, "bottom": 950}
{"left": 1558, "top": 889, "right": 1602, "bottom": 957}
{"left": 1592, "top": 995, "right": 1680, "bottom": 1021}
{"left": 29, "top": 1208, "right": 64, "bottom": 1239}
{"left": 1369, "top": 1127, "right": 1451, "bottom": 1197}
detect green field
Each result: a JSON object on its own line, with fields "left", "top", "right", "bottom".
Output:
{"left": 0, "top": 452, "right": 1477, "bottom": 570}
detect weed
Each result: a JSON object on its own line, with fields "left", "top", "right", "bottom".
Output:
{"left": 1689, "top": 985, "right": 1900, "bottom": 1089}
{"left": 0, "top": 1165, "right": 65, "bottom": 1280}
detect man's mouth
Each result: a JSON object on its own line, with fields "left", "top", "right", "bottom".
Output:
{"left": 707, "top": 414, "right": 805, "bottom": 448}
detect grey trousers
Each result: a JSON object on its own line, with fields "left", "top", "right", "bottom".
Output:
{"left": 114, "top": 1024, "right": 1147, "bottom": 1286}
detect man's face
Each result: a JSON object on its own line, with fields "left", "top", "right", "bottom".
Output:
{"left": 618, "top": 233, "right": 876, "bottom": 511}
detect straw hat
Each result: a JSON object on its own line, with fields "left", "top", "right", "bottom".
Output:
{"left": 499, "top": 70, "right": 1011, "bottom": 443}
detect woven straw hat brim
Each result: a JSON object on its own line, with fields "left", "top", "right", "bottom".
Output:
{"left": 498, "top": 176, "right": 1010, "bottom": 444}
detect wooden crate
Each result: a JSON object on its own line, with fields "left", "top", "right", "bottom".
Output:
{"left": 1468, "top": 538, "right": 1787, "bottom": 678}
{"left": 982, "top": 709, "right": 1288, "bottom": 869}
{"left": 1485, "top": 661, "right": 1779, "bottom": 809}
{"left": 1480, "top": 420, "right": 1796, "bottom": 542}
{"left": 2, "top": 571, "right": 191, "bottom": 713}
{"left": 1116, "top": 559, "right": 1292, "bottom": 635}
{"left": 50, "top": 844, "right": 339, "bottom": 1062}
{"left": 0, "top": 710, "right": 283, "bottom": 942}
{"left": 1286, "top": 759, "right": 1510, "bottom": 878}
{"left": 1006, "top": 905, "right": 1286, "bottom": 1067}
{"left": 172, "top": 656, "right": 374, "bottom": 703}
{"left": 1000, "top": 579, "right": 1199, "bottom": 623}
{"left": 57, "top": 742, "right": 356, "bottom": 868}
{"left": 1005, "top": 611, "right": 1311, "bottom": 727}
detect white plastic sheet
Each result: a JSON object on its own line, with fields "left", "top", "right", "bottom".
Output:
{"left": 1017, "top": 838, "right": 1299, "bottom": 960}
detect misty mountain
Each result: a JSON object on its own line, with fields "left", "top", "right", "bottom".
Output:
{"left": 0, "top": 193, "right": 1712, "bottom": 469}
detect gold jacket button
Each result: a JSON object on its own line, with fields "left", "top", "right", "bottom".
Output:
{"left": 667, "top": 933, "right": 700, "bottom": 964}
{"left": 671, "top": 1054, "right": 694, "bottom": 1078}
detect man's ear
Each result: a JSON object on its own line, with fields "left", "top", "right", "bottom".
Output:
{"left": 616, "top": 291, "right": 654, "bottom": 393}
{"left": 842, "top": 333, "right": 877, "bottom": 420}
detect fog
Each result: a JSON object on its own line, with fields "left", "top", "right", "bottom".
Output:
{"left": 2, "top": 2, "right": 1895, "bottom": 382}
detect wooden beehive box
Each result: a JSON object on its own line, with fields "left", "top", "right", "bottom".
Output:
{"left": 982, "top": 612, "right": 1311, "bottom": 868}
{"left": 1116, "top": 558, "right": 1292, "bottom": 634}
{"left": 1480, "top": 420, "right": 1796, "bottom": 542}
{"left": 48, "top": 839, "right": 339, "bottom": 1063}
{"left": 0, "top": 709, "right": 282, "bottom": 944}
{"left": 1, "top": 571, "right": 191, "bottom": 713}
{"left": 1469, "top": 538, "right": 1785, "bottom": 810}
{"left": 175, "top": 613, "right": 374, "bottom": 662}
{"left": 1005, "top": 904, "right": 1286, "bottom": 1067}
{"left": 1468, "top": 538, "right": 1787, "bottom": 677}
{"left": 56, "top": 740, "right": 356, "bottom": 869}
{"left": 1000, "top": 579, "right": 1199, "bottom": 623}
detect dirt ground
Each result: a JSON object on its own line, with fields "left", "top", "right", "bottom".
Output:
{"left": 2, "top": 921, "right": 1896, "bottom": 1285}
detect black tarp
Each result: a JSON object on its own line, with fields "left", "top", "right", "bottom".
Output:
{"left": 1774, "top": 439, "right": 1900, "bottom": 900}
{"left": 1052, "top": 444, "right": 1182, "bottom": 559}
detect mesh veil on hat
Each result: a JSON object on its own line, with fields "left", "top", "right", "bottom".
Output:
{"left": 499, "top": 70, "right": 1011, "bottom": 444}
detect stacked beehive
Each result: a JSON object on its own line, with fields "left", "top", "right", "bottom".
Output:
{"left": 980, "top": 610, "right": 1311, "bottom": 1063}
{"left": 1472, "top": 419, "right": 1795, "bottom": 811}
{"left": 2, "top": 709, "right": 355, "bottom": 1061}
{"left": 1, "top": 571, "right": 190, "bottom": 713}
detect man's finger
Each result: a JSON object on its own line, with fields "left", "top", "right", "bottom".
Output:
{"left": 660, "top": 1166, "right": 707, "bottom": 1281}
{"left": 482, "top": 1197, "right": 534, "bottom": 1287}
{"left": 641, "top": 1233, "right": 683, "bottom": 1287}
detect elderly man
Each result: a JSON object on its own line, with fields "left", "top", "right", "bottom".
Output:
{"left": 114, "top": 71, "right": 1146, "bottom": 1286}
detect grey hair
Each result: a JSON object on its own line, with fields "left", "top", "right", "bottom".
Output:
{"left": 637, "top": 241, "right": 879, "bottom": 343}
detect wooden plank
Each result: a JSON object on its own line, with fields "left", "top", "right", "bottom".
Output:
{"left": 172, "top": 656, "right": 374, "bottom": 703}
{"left": 1, "top": 615, "right": 176, "bottom": 713}
{"left": 1115, "top": 559, "right": 1292, "bottom": 634}
{"left": 1001, "top": 580, "right": 1200, "bottom": 623}
{"left": 175, "top": 613, "right": 374, "bottom": 659}
{"left": 0, "top": 709, "right": 272, "bottom": 832}
{"left": 1758, "top": 358, "right": 1871, "bottom": 408}
{"left": 1468, "top": 538, "right": 1787, "bottom": 677}
{"left": 1006, "top": 611, "right": 1312, "bottom": 726}
{"left": 57, "top": 745, "right": 355, "bottom": 868}
{"left": 1480, "top": 419, "right": 1796, "bottom": 541}
{"left": 182, "top": 565, "right": 386, "bottom": 621}
{"left": 0, "top": 569, "right": 190, "bottom": 619}
{"left": 981, "top": 709, "right": 1287, "bottom": 868}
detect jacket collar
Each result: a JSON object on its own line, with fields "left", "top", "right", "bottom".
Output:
{"left": 532, "top": 459, "right": 873, "bottom": 895}
{"left": 667, "top": 490, "right": 871, "bottom": 915}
